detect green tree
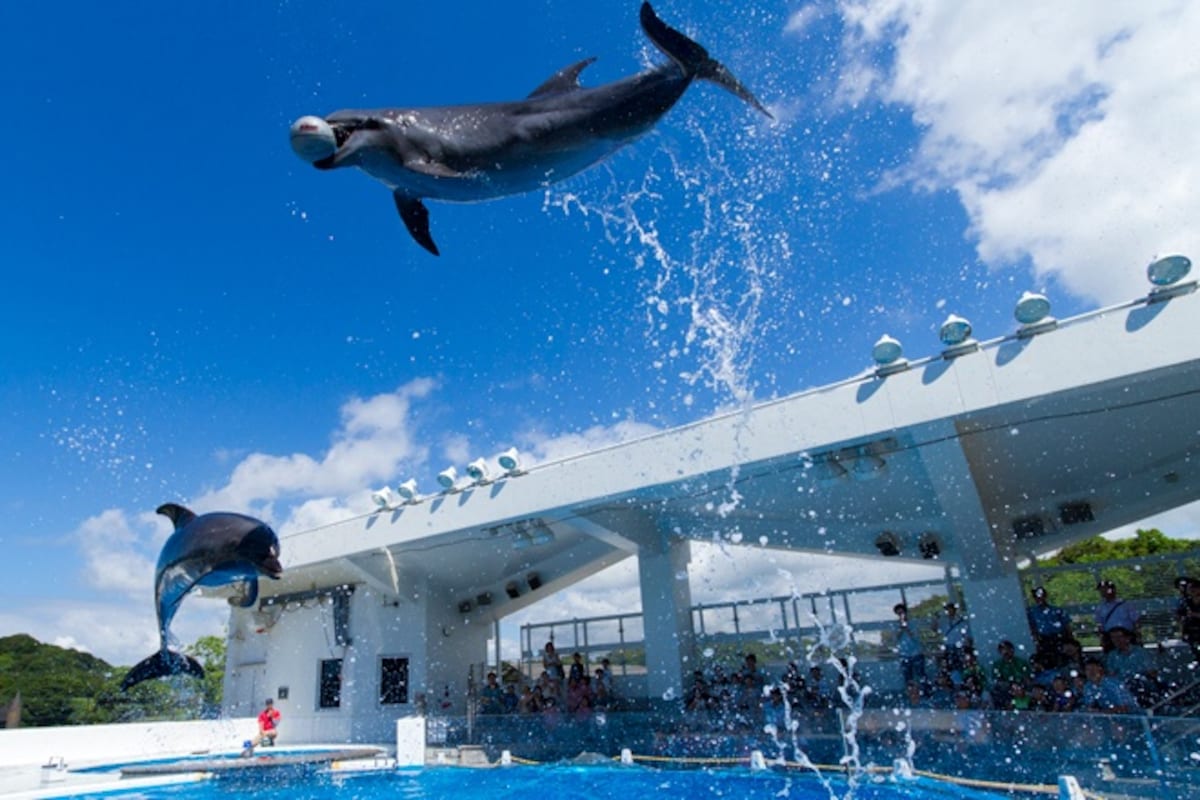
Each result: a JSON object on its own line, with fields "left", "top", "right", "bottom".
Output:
{"left": 186, "top": 635, "right": 226, "bottom": 715}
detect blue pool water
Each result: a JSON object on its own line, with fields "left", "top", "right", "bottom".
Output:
{"left": 67, "top": 765, "right": 1012, "bottom": 800}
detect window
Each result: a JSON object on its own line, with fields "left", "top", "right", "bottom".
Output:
{"left": 380, "top": 657, "right": 409, "bottom": 705}
{"left": 318, "top": 658, "right": 343, "bottom": 709}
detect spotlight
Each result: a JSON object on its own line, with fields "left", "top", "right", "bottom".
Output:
{"left": 939, "top": 314, "right": 972, "bottom": 346}
{"left": 872, "top": 335, "right": 909, "bottom": 376}
{"left": 476, "top": 592, "right": 493, "bottom": 607}
{"left": 370, "top": 488, "right": 395, "bottom": 510}
{"left": 396, "top": 478, "right": 420, "bottom": 502}
{"left": 505, "top": 581, "right": 521, "bottom": 599}
{"left": 810, "top": 452, "right": 848, "bottom": 484}
{"left": 918, "top": 533, "right": 941, "bottom": 560}
{"left": 529, "top": 523, "right": 556, "bottom": 546}
{"left": 1147, "top": 254, "right": 1191, "bottom": 286}
{"left": 437, "top": 467, "right": 458, "bottom": 491}
{"left": 1013, "top": 292, "right": 1051, "bottom": 325}
{"left": 457, "top": 599, "right": 473, "bottom": 614}
{"left": 872, "top": 334, "right": 903, "bottom": 365}
{"left": 466, "top": 457, "right": 491, "bottom": 484}
{"left": 498, "top": 447, "right": 523, "bottom": 474}
{"left": 875, "top": 532, "right": 901, "bottom": 557}
{"left": 852, "top": 445, "right": 885, "bottom": 480}
{"left": 527, "top": 572, "right": 542, "bottom": 591}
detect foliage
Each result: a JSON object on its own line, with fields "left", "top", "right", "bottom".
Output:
{"left": 0, "top": 633, "right": 223, "bottom": 727}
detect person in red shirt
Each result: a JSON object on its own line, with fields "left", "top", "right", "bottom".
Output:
{"left": 257, "top": 698, "right": 280, "bottom": 746}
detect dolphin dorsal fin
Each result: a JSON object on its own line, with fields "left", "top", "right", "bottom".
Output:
{"left": 527, "top": 57, "right": 597, "bottom": 98}
{"left": 156, "top": 503, "right": 197, "bottom": 530}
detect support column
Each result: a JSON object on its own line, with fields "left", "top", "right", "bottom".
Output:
{"left": 923, "top": 430, "right": 1035, "bottom": 658}
{"left": 637, "top": 538, "right": 695, "bottom": 705}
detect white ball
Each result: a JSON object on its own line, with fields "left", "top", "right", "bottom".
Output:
{"left": 289, "top": 115, "right": 337, "bottom": 163}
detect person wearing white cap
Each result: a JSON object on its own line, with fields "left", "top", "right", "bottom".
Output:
{"left": 1027, "top": 586, "right": 1072, "bottom": 668}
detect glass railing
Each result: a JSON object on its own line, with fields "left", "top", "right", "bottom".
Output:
{"left": 427, "top": 706, "right": 1199, "bottom": 798}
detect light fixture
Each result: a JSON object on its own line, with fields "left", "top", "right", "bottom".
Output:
{"left": 498, "top": 447, "right": 523, "bottom": 474}
{"left": 457, "top": 599, "right": 473, "bottom": 614}
{"left": 872, "top": 334, "right": 903, "bottom": 365}
{"left": 1147, "top": 254, "right": 1192, "bottom": 286}
{"left": 939, "top": 314, "right": 978, "bottom": 358}
{"left": 436, "top": 467, "right": 458, "bottom": 491}
{"left": 1147, "top": 254, "right": 1196, "bottom": 302}
{"left": 851, "top": 444, "right": 886, "bottom": 479}
{"left": 396, "top": 478, "right": 420, "bottom": 503}
{"left": 810, "top": 452, "right": 848, "bottom": 484}
{"left": 529, "top": 523, "right": 556, "bottom": 546}
{"left": 370, "top": 488, "right": 395, "bottom": 510}
{"left": 466, "top": 457, "right": 491, "bottom": 484}
{"left": 1013, "top": 292, "right": 1050, "bottom": 325}
{"left": 918, "top": 533, "right": 941, "bottom": 560}
{"left": 476, "top": 592, "right": 493, "bottom": 607}
{"left": 875, "top": 532, "right": 901, "bottom": 557}
{"left": 1013, "top": 291, "right": 1057, "bottom": 338}
{"left": 939, "top": 314, "right": 972, "bottom": 346}
{"left": 872, "top": 335, "right": 909, "bottom": 376}
{"left": 505, "top": 581, "right": 521, "bottom": 599}
{"left": 527, "top": 572, "right": 542, "bottom": 591}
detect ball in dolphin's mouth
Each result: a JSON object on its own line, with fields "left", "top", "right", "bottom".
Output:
{"left": 289, "top": 115, "right": 337, "bottom": 162}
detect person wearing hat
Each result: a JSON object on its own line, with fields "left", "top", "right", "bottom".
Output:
{"left": 1027, "top": 586, "right": 1072, "bottom": 668}
{"left": 1094, "top": 579, "right": 1139, "bottom": 653}
{"left": 257, "top": 697, "right": 280, "bottom": 746}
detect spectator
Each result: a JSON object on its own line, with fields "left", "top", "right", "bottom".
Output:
{"left": 1178, "top": 578, "right": 1200, "bottom": 663}
{"left": 1027, "top": 586, "right": 1073, "bottom": 668}
{"left": 568, "top": 652, "right": 586, "bottom": 682}
{"left": 935, "top": 602, "right": 972, "bottom": 677}
{"left": 1081, "top": 656, "right": 1140, "bottom": 714}
{"left": 990, "top": 640, "right": 1030, "bottom": 710}
{"left": 804, "top": 665, "right": 833, "bottom": 709}
{"left": 893, "top": 603, "right": 927, "bottom": 688}
{"left": 1008, "top": 681, "right": 1032, "bottom": 711}
{"left": 1049, "top": 673, "right": 1077, "bottom": 712}
{"left": 1105, "top": 626, "right": 1159, "bottom": 707}
{"left": 502, "top": 683, "right": 519, "bottom": 713}
{"left": 542, "top": 641, "right": 565, "bottom": 682}
{"left": 479, "top": 671, "right": 504, "bottom": 714}
{"left": 517, "top": 685, "right": 539, "bottom": 714}
{"left": 1094, "top": 579, "right": 1139, "bottom": 652}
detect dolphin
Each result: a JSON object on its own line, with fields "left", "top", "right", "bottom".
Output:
{"left": 120, "top": 503, "right": 283, "bottom": 691}
{"left": 295, "top": 2, "right": 771, "bottom": 255}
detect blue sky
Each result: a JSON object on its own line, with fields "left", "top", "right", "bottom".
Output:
{"left": 2, "top": 1, "right": 1198, "bottom": 665}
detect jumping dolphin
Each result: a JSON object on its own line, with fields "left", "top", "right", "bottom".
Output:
{"left": 120, "top": 503, "right": 282, "bottom": 691}
{"left": 291, "top": 2, "right": 771, "bottom": 255}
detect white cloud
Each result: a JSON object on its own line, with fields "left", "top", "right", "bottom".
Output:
{"left": 838, "top": 0, "right": 1200, "bottom": 304}
{"left": 195, "top": 378, "right": 437, "bottom": 521}
{"left": 519, "top": 419, "right": 661, "bottom": 464}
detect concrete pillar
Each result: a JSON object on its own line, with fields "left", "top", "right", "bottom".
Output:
{"left": 637, "top": 538, "right": 696, "bottom": 703}
{"left": 923, "top": 428, "right": 1034, "bottom": 658}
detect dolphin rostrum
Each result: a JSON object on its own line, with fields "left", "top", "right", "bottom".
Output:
{"left": 120, "top": 503, "right": 282, "bottom": 691}
{"left": 292, "top": 2, "right": 771, "bottom": 255}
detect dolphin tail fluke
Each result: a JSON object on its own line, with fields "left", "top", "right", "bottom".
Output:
{"left": 639, "top": 2, "right": 773, "bottom": 119}
{"left": 120, "top": 650, "right": 205, "bottom": 692}
{"left": 394, "top": 193, "right": 440, "bottom": 256}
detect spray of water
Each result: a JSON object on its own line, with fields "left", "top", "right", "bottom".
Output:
{"left": 544, "top": 118, "right": 789, "bottom": 528}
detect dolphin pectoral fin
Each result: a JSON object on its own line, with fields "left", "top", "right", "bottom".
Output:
{"left": 527, "top": 57, "right": 598, "bottom": 98}
{"left": 120, "top": 650, "right": 205, "bottom": 691}
{"left": 156, "top": 503, "right": 197, "bottom": 530}
{"left": 394, "top": 194, "right": 440, "bottom": 256}
{"left": 640, "top": 2, "right": 772, "bottom": 119}
{"left": 231, "top": 576, "right": 260, "bottom": 608}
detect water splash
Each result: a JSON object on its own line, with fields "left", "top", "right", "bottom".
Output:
{"left": 544, "top": 119, "right": 790, "bottom": 524}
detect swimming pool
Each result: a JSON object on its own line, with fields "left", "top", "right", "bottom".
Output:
{"left": 63, "top": 764, "right": 1013, "bottom": 800}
